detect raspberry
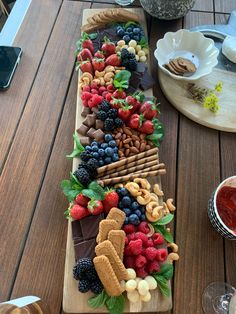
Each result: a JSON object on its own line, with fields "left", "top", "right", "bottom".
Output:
{"left": 152, "top": 233, "right": 164, "bottom": 246}
{"left": 129, "top": 239, "right": 142, "bottom": 255}
{"left": 135, "top": 255, "right": 147, "bottom": 268}
{"left": 82, "top": 85, "right": 90, "bottom": 92}
{"left": 147, "top": 261, "right": 160, "bottom": 274}
{"left": 91, "top": 88, "right": 99, "bottom": 94}
{"left": 123, "top": 224, "right": 136, "bottom": 234}
{"left": 155, "top": 248, "right": 168, "bottom": 262}
{"left": 136, "top": 267, "right": 148, "bottom": 279}
{"left": 138, "top": 222, "right": 150, "bottom": 234}
{"left": 127, "top": 233, "right": 136, "bottom": 241}
{"left": 135, "top": 232, "right": 148, "bottom": 246}
{"left": 143, "top": 238, "right": 154, "bottom": 248}
{"left": 124, "top": 246, "right": 132, "bottom": 256}
{"left": 88, "top": 94, "right": 103, "bottom": 108}
{"left": 125, "top": 236, "right": 129, "bottom": 245}
{"left": 145, "top": 247, "right": 157, "bottom": 261}
{"left": 105, "top": 93, "right": 113, "bottom": 102}
{"left": 81, "top": 91, "right": 92, "bottom": 101}
{"left": 99, "top": 86, "right": 106, "bottom": 94}
{"left": 124, "top": 256, "right": 135, "bottom": 269}
{"left": 91, "top": 82, "right": 98, "bottom": 89}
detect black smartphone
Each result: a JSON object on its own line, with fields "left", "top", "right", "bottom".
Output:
{"left": 0, "top": 46, "right": 22, "bottom": 91}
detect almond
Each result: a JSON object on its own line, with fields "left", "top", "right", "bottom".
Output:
{"left": 124, "top": 127, "right": 133, "bottom": 136}
{"left": 140, "top": 142, "right": 146, "bottom": 152}
{"left": 118, "top": 150, "right": 124, "bottom": 157}
{"left": 124, "top": 144, "right": 130, "bottom": 149}
{"left": 130, "top": 147, "right": 139, "bottom": 154}
{"left": 123, "top": 138, "right": 132, "bottom": 144}
{"left": 140, "top": 133, "right": 146, "bottom": 140}
{"left": 122, "top": 133, "right": 127, "bottom": 140}
{"left": 132, "top": 135, "right": 139, "bottom": 141}
{"left": 117, "top": 127, "right": 124, "bottom": 133}
{"left": 116, "top": 139, "right": 120, "bottom": 146}
{"left": 119, "top": 141, "right": 123, "bottom": 149}
{"left": 134, "top": 140, "right": 140, "bottom": 149}
{"left": 146, "top": 145, "right": 151, "bottom": 150}
{"left": 125, "top": 148, "right": 130, "bottom": 156}
{"left": 115, "top": 133, "right": 121, "bottom": 139}
{"left": 130, "top": 141, "right": 134, "bottom": 147}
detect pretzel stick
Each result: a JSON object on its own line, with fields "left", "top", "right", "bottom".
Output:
{"left": 97, "top": 156, "right": 158, "bottom": 178}
{"left": 101, "top": 163, "right": 165, "bottom": 179}
{"left": 97, "top": 169, "right": 166, "bottom": 186}
{"left": 97, "top": 148, "right": 158, "bottom": 175}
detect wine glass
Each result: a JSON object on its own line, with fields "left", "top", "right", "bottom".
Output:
{"left": 202, "top": 282, "right": 236, "bottom": 313}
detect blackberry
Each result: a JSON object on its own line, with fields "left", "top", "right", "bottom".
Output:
{"left": 99, "top": 100, "right": 110, "bottom": 112}
{"left": 73, "top": 263, "right": 82, "bottom": 281}
{"left": 128, "top": 58, "right": 138, "bottom": 71}
{"left": 104, "top": 118, "right": 115, "bottom": 131}
{"left": 114, "top": 117, "right": 124, "bottom": 127}
{"left": 128, "top": 52, "right": 136, "bottom": 59}
{"left": 78, "top": 163, "right": 96, "bottom": 178}
{"left": 85, "top": 267, "right": 99, "bottom": 281}
{"left": 74, "top": 168, "right": 91, "bottom": 186}
{"left": 90, "top": 280, "right": 104, "bottom": 294}
{"left": 80, "top": 151, "right": 92, "bottom": 162}
{"left": 121, "top": 48, "right": 129, "bottom": 60}
{"left": 121, "top": 59, "right": 130, "bottom": 68}
{"left": 78, "top": 257, "right": 93, "bottom": 271}
{"left": 78, "top": 279, "right": 91, "bottom": 293}
{"left": 87, "top": 158, "right": 99, "bottom": 170}
{"left": 107, "top": 108, "right": 118, "bottom": 119}
{"left": 97, "top": 110, "right": 107, "bottom": 121}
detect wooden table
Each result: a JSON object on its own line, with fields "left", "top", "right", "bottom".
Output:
{"left": 0, "top": 0, "right": 235, "bottom": 313}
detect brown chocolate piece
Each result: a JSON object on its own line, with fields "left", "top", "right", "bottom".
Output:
{"left": 87, "top": 127, "right": 97, "bottom": 138}
{"left": 95, "top": 119, "right": 104, "bottom": 130}
{"left": 80, "top": 136, "right": 91, "bottom": 146}
{"left": 80, "top": 213, "right": 104, "bottom": 240}
{"left": 72, "top": 220, "right": 83, "bottom": 240}
{"left": 81, "top": 106, "right": 91, "bottom": 117}
{"left": 93, "top": 129, "right": 105, "bottom": 142}
{"left": 83, "top": 114, "right": 96, "bottom": 127}
{"left": 74, "top": 238, "right": 96, "bottom": 261}
{"left": 140, "top": 69, "right": 155, "bottom": 91}
{"left": 76, "top": 124, "right": 89, "bottom": 136}
{"left": 92, "top": 106, "right": 99, "bottom": 114}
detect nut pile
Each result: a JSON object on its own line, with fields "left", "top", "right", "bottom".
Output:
{"left": 113, "top": 126, "right": 154, "bottom": 159}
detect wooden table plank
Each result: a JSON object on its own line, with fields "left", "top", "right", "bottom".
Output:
{"left": 0, "top": 0, "right": 63, "bottom": 172}
{"left": 0, "top": 0, "right": 90, "bottom": 302}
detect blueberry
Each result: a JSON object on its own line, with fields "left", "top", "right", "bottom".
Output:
{"left": 113, "top": 147, "right": 118, "bottom": 153}
{"left": 104, "top": 157, "right": 112, "bottom": 164}
{"left": 124, "top": 217, "right": 129, "bottom": 225}
{"left": 121, "top": 196, "right": 131, "bottom": 207}
{"left": 118, "top": 201, "right": 124, "bottom": 209}
{"left": 134, "top": 209, "right": 142, "bottom": 218}
{"left": 123, "top": 35, "right": 130, "bottom": 43}
{"left": 91, "top": 146, "right": 98, "bottom": 152}
{"left": 120, "top": 188, "right": 128, "bottom": 196}
{"left": 85, "top": 145, "right": 92, "bottom": 152}
{"left": 133, "top": 35, "right": 140, "bottom": 42}
{"left": 126, "top": 27, "right": 132, "bottom": 33}
{"left": 140, "top": 206, "right": 145, "bottom": 214}
{"left": 123, "top": 208, "right": 131, "bottom": 216}
{"left": 116, "top": 25, "right": 122, "bottom": 30}
{"left": 92, "top": 152, "right": 99, "bottom": 159}
{"left": 117, "top": 29, "right": 125, "bottom": 36}
{"left": 141, "top": 214, "right": 146, "bottom": 221}
{"left": 112, "top": 154, "right": 119, "bottom": 162}
{"left": 116, "top": 187, "right": 122, "bottom": 195}
{"left": 109, "top": 140, "right": 116, "bottom": 147}
{"left": 105, "top": 147, "right": 114, "bottom": 156}
{"left": 99, "top": 159, "right": 104, "bottom": 167}
{"left": 98, "top": 149, "right": 105, "bottom": 156}
{"left": 101, "top": 143, "right": 108, "bottom": 149}
{"left": 91, "top": 141, "right": 97, "bottom": 146}
{"left": 131, "top": 202, "right": 140, "bottom": 211}
{"left": 133, "top": 27, "right": 140, "bottom": 34}
{"left": 104, "top": 134, "right": 113, "bottom": 142}
{"left": 129, "top": 214, "right": 140, "bottom": 225}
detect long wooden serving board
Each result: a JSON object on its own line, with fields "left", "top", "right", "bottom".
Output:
{"left": 63, "top": 8, "right": 172, "bottom": 313}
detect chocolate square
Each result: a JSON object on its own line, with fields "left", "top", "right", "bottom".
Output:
{"left": 80, "top": 213, "right": 104, "bottom": 240}
{"left": 71, "top": 220, "right": 82, "bottom": 240}
{"left": 74, "top": 238, "right": 96, "bottom": 261}
{"left": 140, "top": 69, "right": 155, "bottom": 91}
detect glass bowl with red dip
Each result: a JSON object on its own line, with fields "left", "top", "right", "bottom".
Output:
{"left": 208, "top": 176, "right": 236, "bottom": 240}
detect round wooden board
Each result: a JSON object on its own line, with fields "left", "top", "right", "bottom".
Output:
{"left": 158, "top": 67, "right": 236, "bottom": 132}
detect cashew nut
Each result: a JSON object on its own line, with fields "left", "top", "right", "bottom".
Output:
{"left": 146, "top": 201, "right": 159, "bottom": 213}
{"left": 137, "top": 189, "right": 151, "bottom": 205}
{"left": 152, "top": 206, "right": 163, "bottom": 220}
{"left": 166, "top": 227, "right": 171, "bottom": 232}
{"left": 125, "top": 182, "right": 141, "bottom": 197}
{"left": 105, "top": 79, "right": 113, "bottom": 86}
{"left": 81, "top": 72, "right": 93, "bottom": 81}
{"left": 166, "top": 198, "right": 176, "bottom": 212}
{"left": 153, "top": 184, "right": 164, "bottom": 196}
{"left": 115, "top": 66, "right": 126, "bottom": 70}
{"left": 167, "top": 242, "right": 178, "bottom": 253}
{"left": 92, "top": 78, "right": 101, "bottom": 85}
{"left": 167, "top": 252, "right": 179, "bottom": 263}
{"left": 134, "top": 178, "right": 151, "bottom": 191}
{"left": 105, "top": 65, "right": 115, "bottom": 72}
{"left": 115, "top": 70, "right": 121, "bottom": 74}
{"left": 95, "top": 70, "right": 105, "bottom": 77}
{"left": 104, "top": 72, "right": 115, "bottom": 82}
{"left": 99, "top": 77, "right": 105, "bottom": 86}
{"left": 150, "top": 193, "right": 159, "bottom": 203}
{"left": 162, "top": 202, "right": 170, "bottom": 215}
{"left": 114, "top": 183, "right": 124, "bottom": 188}
{"left": 147, "top": 223, "right": 155, "bottom": 237}
{"left": 80, "top": 77, "right": 90, "bottom": 85}
{"left": 146, "top": 211, "right": 159, "bottom": 223}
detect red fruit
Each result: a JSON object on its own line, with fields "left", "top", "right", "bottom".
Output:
{"left": 118, "top": 104, "right": 132, "bottom": 121}
{"left": 75, "top": 194, "right": 90, "bottom": 207}
{"left": 138, "top": 120, "right": 154, "bottom": 134}
{"left": 136, "top": 267, "right": 148, "bottom": 279}
{"left": 155, "top": 248, "right": 168, "bottom": 262}
{"left": 81, "top": 91, "right": 92, "bottom": 102}
{"left": 101, "top": 37, "right": 116, "bottom": 56}
{"left": 91, "top": 88, "right": 99, "bottom": 94}
{"left": 113, "top": 89, "right": 126, "bottom": 99}
{"left": 127, "top": 233, "right": 136, "bottom": 242}
{"left": 124, "top": 256, "right": 135, "bottom": 268}
{"left": 102, "top": 91, "right": 109, "bottom": 97}
{"left": 91, "top": 82, "right": 99, "bottom": 90}
{"left": 143, "top": 238, "right": 154, "bottom": 248}
{"left": 152, "top": 233, "right": 164, "bottom": 246}
{"left": 88, "top": 94, "right": 103, "bottom": 108}
{"left": 105, "top": 54, "right": 121, "bottom": 67}
{"left": 129, "top": 239, "right": 143, "bottom": 255}
{"left": 77, "top": 48, "right": 93, "bottom": 62}
{"left": 105, "top": 93, "right": 113, "bottom": 102}
{"left": 82, "top": 85, "right": 90, "bottom": 92}
{"left": 82, "top": 39, "right": 94, "bottom": 54}
{"left": 124, "top": 246, "right": 132, "bottom": 256}
{"left": 94, "top": 50, "right": 105, "bottom": 59}
{"left": 99, "top": 86, "right": 107, "bottom": 94}
{"left": 127, "top": 114, "right": 141, "bottom": 129}
{"left": 131, "top": 100, "right": 142, "bottom": 113}
{"left": 70, "top": 204, "right": 88, "bottom": 220}
{"left": 106, "top": 84, "right": 114, "bottom": 92}
{"left": 147, "top": 261, "right": 160, "bottom": 274}
{"left": 138, "top": 222, "right": 150, "bottom": 234}
{"left": 88, "top": 199, "right": 103, "bottom": 215}
{"left": 79, "top": 60, "right": 93, "bottom": 75}
{"left": 135, "top": 255, "right": 147, "bottom": 268}
{"left": 135, "top": 232, "right": 148, "bottom": 246}
{"left": 139, "top": 100, "right": 160, "bottom": 120}
{"left": 92, "top": 57, "right": 105, "bottom": 72}
{"left": 102, "top": 189, "right": 119, "bottom": 213}
{"left": 126, "top": 95, "right": 136, "bottom": 106}
{"left": 125, "top": 236, "right": 129, "bottom": 245}
{"left": 123, "top": 224, "right": 136, "bottom": 234}
{"left": 145, "top": 247, "right": 158, "bottom": 261}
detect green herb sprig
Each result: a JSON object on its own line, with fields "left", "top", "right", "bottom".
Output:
{"left": 152, "top": 264, "right": 174, "bottom": 297}
{"left": 146, "top": 119, "right": 165, "bottom": 147}
{"left": 66, "top": 133, "right": 84, "bottom": 159}
{"left": 88, "top": 290, "right": 125, "bottom": 314}
{"left": 113, "top": 70, "right": 131, "bottom": 90}
{"left": 151, "top": 213, "right": 174, "bottom": 243}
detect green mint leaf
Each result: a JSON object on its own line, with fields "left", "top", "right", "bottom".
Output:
{"left": 66, "top": 133, "right": 84, "bottom": 159}
{"left": 60, "top": 179, "right": 83, "bottom": 202}
{"left": 105, "top": 295, "right": 125, "bottom": 314}
{"left": 125, "top": 21, "right": 138, "bottom": 29}
{"left": 82, "top": 181, "right": 105, "bottom": 200}
{"left": 153, "top": 225, "right": 174, "bottom": 243}
{"left": 66, "top": 148, "right": 81, "bottom": 159}
{"left": 154, "top": 213, "right": 174, "bottom": 226}
{"left": 88, "top": 290, "right": 108, "bottom": 309}
{"left": 138, "top": 36, "right": 148, "bottom": 48}
{"left": 146, "top": 121, "right": 164, "bottom": 147}
{"left": 81, "top": 189, "right": 97, "bottom": 200}
{"left": 153, "top": 276, "right": 171, "bottom": 297}
{"left": 154, "top": 264, "right": 174, "bottom": 281}
{"left": 114, "top": 70, "right": 131, "bottom": 90}
{"left": 88, "top": 32, "right": 98, "bottom": 40}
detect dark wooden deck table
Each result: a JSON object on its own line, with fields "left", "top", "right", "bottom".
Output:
{"left": 0, "top": 0, "right": 235, "bottom": 313}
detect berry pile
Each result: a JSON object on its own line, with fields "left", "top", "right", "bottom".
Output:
{"left": 97, "top": 100, "right": 124, "bottom": 131}
{"left": 73, "top": 258, "right": 103, "bottom": 294}
{"left": 120, "top": 49, "right": 138, "bottom": 71}
{"left": 123, "top": 222, "right": 168, "bottom": 278}
{"left": 116, "top": 24, "right": 145, "bottom": 43}
{"left": 81, "top": 84, "right": 115, "bottom": 107}
{"left": 82, "top": 134, "right": 119, "bottom": 167}
{"left": 74, "top": 158, "right": 98, "bottom": 186}
{"left": 116, "top": 187, "right": 146, "bottom": 225}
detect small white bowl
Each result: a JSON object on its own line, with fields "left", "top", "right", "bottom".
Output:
{"left": 154, "top": 29, "right": 219, "bottom": 81}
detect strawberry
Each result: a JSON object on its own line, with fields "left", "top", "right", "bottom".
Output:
{"left": 102, "top": 189, "right": 119, "bottom": 214}
{"left": 69, "top": 204, "right": 89, "bottom": 220}
{"left": 113, "top": 89, "right": 126, "bottom": 99}
{"left": 138, "top": 120, "right": 154, "bottom": 134}
{"left": 127, "top": 114, "right": 141, "bottom": 129}
{"left": 139, "top": 100, "right": 160, "bottom": 120}
{"left": 75, "top": 194, "right": 90, "bottom": 207}
{"left": 79, "top": 60, "right": 93, "bottom": 75}
{"left": 77, "top": 48, "right": 93, "bottom": 62}
{"left": 102, "top": 91, "right": 109, "bottom": 98}
{"left": 88, "top": 94, "right": 103, "bottom": 108}
{"left": 88, "top": 199, "right": 103, "bottom": 215}
{"left": 94, "top": 50, "right": 105, "bottom": 59}
{"left": 105, "top": 93, "right": 113, "bottom": 102}
{"left": 110, "top": 98, "right": 125, "bottom": 109}
{"left": 92, "top": 58, "right": 105, "bottom": 72}
{"left": 82, "top": 39, "right": 94, "bottom": 54}
{"left": 105, "top": 54, "right": 121, "bottom": 67}
{"left": 118, "top": 104, "right": 133, "bottom": 121}
{"left": 126, "top": 95, "right": 136, "bottom": 107}
{"left": 101, "top": 37, "right": 116, "bottom": 57}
